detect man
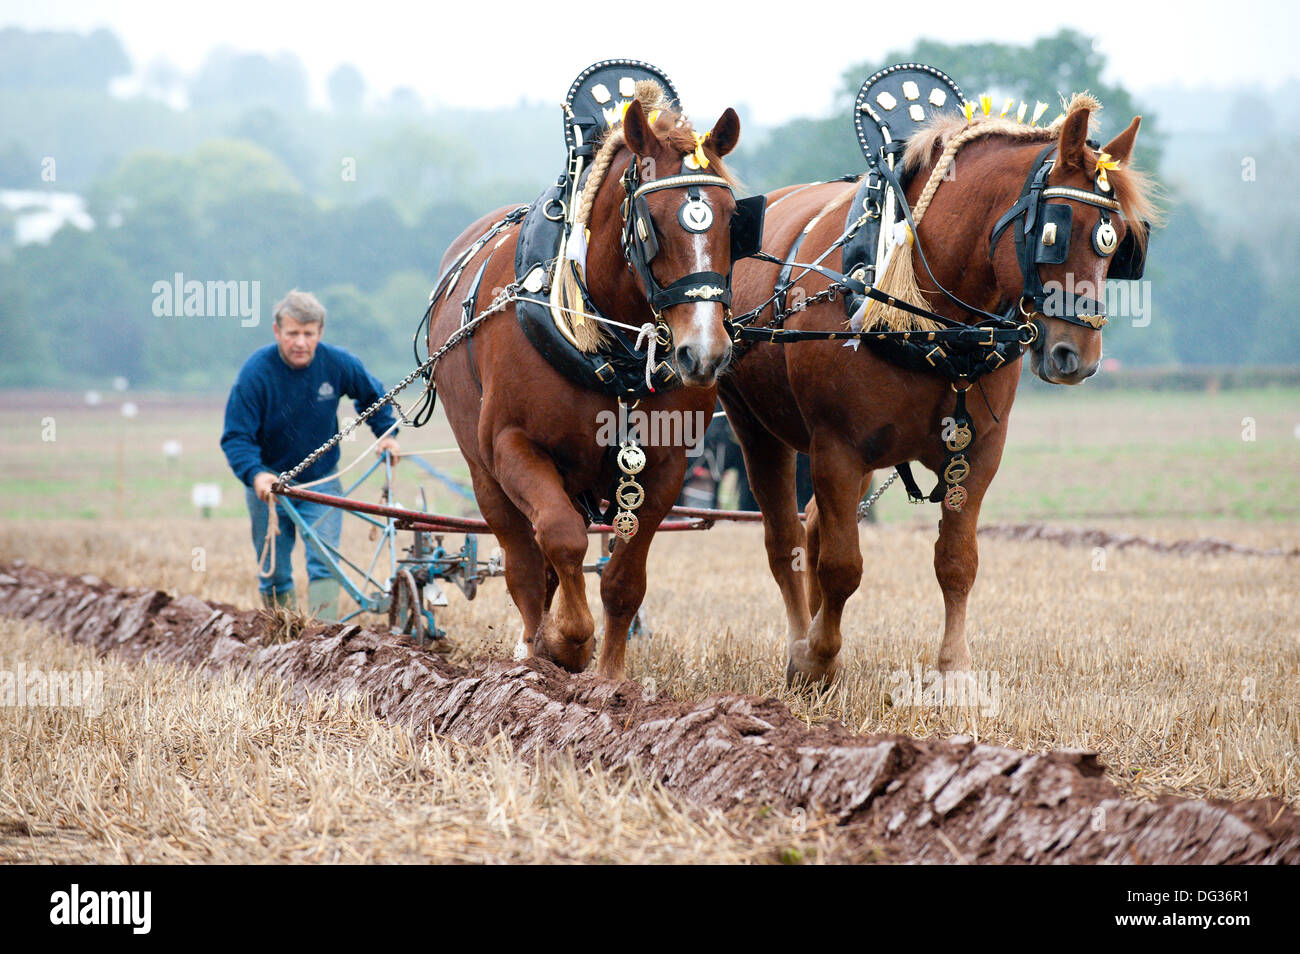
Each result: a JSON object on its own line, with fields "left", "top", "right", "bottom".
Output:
{"left": 221, "top": 290, "right": 400, "bottom": 619}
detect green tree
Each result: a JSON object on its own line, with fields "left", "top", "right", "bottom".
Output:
{"left": 0, "top": 27, "right": 130, "bottom": 92}
{"left": 327, "top": 65, "right": 366, "bottom": 112}
{"left": 188, "top": 48, "right": 310, "bottom": 112}
{"left": 737, "top": 28, "right": 1163, "bottom": 191}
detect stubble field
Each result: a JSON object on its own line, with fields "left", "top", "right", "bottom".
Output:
{"left": 1, "top": 385, "right": 1297, "bottom": 862}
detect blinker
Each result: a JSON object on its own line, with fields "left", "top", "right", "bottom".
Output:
{"left": 730, "top": 195, "right": 767, "bottom": 262}
{"left": 1107, "top": 221, "right": 1149, "bottom": 281}
{"left": 630, "top": 192, "right": 767, "bottom": 266}
{"left": 1034, "top": 204, "right": 1072, "bottom": 265}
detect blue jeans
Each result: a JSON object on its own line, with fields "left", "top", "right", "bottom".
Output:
{"left": 246, "top": 479, "right": 343, "bottom": 596}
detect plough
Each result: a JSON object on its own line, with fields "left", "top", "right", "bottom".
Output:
{"left": 275, "top": 451, "right": 765, "bottom": 646}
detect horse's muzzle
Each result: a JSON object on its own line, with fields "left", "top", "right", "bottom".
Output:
{"left": 675, "top": 342, "right": 731, "bottom": 386}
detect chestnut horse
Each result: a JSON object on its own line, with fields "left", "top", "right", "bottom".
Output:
{"left": 429, "top": 96, "right": 743, "bottom": 680}
{"left": 722, "top": 97, "right": 1156, "bottom": 684}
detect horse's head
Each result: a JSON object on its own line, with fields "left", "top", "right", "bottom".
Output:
{"left": 617, "top": 99, "right": 745, "bottom": 386}
{"left": 995, "top": 99, "right": 1152, "bottom": 385}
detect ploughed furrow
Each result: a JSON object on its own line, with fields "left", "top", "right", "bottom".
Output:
{"left": 2, "top": 561, "right": 1296, "bottom": 864}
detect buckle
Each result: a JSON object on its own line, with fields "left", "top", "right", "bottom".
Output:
{"left": 925, "top": 346, "right": 946, "bottom": 367}
{"left": 594, "top": 362, "right": 614, "bottom": 383}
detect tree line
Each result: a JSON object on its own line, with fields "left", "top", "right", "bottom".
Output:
{"left": 0, "top": 27, "right": 1294, "bottom": 392}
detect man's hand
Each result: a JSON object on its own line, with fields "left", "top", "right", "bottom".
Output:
{"left": 253, "top": 472, "right": 278, "bottom": 503}
{"left": 376, "top": 437, "right": 401, "bottom": 464}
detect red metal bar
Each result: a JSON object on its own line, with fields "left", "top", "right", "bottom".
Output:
{"left": 398, "top": 518, "right": 713, "bottom": 533}
{"left": 277, "top": 484, "right": 721, "bottom": 534}
{"left": 669, "top": 505, "right": 767, "bottom": 522}
{"left": 275, "top": 485, "right": 460, "bottom": 524}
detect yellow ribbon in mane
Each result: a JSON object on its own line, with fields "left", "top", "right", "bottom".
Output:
{"left": 690, "top": 131, "right": 710, "bottom": 169}
{"left": 1094, "top": 151, "right": 1120, "bottom": 190}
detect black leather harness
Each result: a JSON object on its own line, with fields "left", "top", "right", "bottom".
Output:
{"left": 723, "top": 84, "right": 1152, "bottom": 509}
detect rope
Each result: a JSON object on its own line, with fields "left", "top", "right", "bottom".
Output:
{"left": 634, "top": 322, "right": 659, "bottom": 391}
{"left": 290, "top": 418, "right": 400, "bottom": 491}
{"left": 258, "top": 493, "right": 278, "bottom": 579}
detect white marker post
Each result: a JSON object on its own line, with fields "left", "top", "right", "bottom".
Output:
{"left": 191, "top": 483, "right": 222, "bottom": 519}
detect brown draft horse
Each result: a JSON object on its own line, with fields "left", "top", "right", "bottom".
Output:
{"left": 429, "top": 94, "right": 743, "bottom": 680}
{"left": 722, "top": 97, "right": 1157, "bottom": 684}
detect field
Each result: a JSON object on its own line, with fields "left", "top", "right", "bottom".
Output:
{"left": 1, "top": 384, "right": 1298, "bottom": 863}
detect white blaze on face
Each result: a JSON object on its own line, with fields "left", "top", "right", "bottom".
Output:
{"left": 681, "top": 196, "right": 727, "bottom": 362}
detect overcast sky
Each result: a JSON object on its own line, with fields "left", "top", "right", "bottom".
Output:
{"left": 4, "top": 0, "right": 1295, "bottom": 125}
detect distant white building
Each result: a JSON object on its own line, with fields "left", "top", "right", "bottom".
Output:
{"left": 0, "top": 190, "right": 95, "bottom": 245}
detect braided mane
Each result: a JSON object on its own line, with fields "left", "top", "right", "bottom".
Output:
{"left": 902, "top": 93, "right": 1157, "bottom": 243}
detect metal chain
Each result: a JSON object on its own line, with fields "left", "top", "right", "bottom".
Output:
{"left": 767, "top": 283, "right": 847, "bottom": 330}
{"left": 856, "top": 470, "right": 898, "bottom": 521}
{"left": 277, "top": 283, "right": 521, "bottom": 486}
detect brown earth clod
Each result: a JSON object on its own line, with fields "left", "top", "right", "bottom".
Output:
{"left": 2, "top": 562, "right": 1296, "bottom": 864}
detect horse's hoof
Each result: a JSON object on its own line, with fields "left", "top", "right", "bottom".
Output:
{"left": 529, "top": 612, "right": 594, "bottom": 672}
{"left": 785, "top": 641, "right": 839, "bottom": 688}
{"left": 533, "top": 637, "right": 593, "bottom": 673}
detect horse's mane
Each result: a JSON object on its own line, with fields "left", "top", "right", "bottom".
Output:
{"left": 902, "top": 93, "right": 1159, "bottom": 246}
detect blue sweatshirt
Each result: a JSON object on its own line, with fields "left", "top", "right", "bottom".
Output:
{"left": 221, "top": 342, "right": 399, "bottom": 487}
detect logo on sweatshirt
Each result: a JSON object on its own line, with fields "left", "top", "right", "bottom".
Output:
{"left": 317, "top": 382, "right": 335, "bottom": 400}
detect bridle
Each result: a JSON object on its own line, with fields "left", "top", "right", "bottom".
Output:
{"left": 989, "top": 143, "right": 1148, "bottom": 332}
{"left": 619, "top": 159, "right": 766, "bottom": 339}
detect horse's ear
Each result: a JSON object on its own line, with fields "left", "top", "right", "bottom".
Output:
{"left": 1102, "top": 116, "right": 1142, "bottom": 164}
{"left": 622, "top": 100, "right": 659, "bottom": 157}
{"left": 707, "top": 108, "right": 741, "bottom": 158}
{"left": 1058, "top": 105, "right": 1092, "bottom": 171}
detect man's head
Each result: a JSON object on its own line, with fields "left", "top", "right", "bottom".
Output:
{"left": 272, "top": 290, "right": 325, "bottom": 369}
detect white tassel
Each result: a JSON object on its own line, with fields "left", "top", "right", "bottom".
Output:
{"left": 565, "top": 226, "right": 588, "bottom": 275}
{"left": 844, "top": 296, "right": 866, "bottom": 350}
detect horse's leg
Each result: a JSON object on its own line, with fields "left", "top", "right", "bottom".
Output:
{"left": 492, "top": 429, "right": 595, "bottom": 671}
{"left": 728, "top": 413, "right": 811, "bottom": 648}
{"left": 805, "top": 469, "right": 873, "bottom": 618}
{"left": 932, "top": 439, "right": 1005, "bottom": 671}
{"left": 467, "top": 461, "right": 546, "bottom": 655}
{"left": 789, "top": 436, "right": 868, "bottom": 686}
{"left": 594, "top": 478, "right": 680, "bottom": 681}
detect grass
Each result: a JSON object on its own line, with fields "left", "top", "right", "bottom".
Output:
{"left": 2, "top": 385, "right": 1298, "bottom": 523}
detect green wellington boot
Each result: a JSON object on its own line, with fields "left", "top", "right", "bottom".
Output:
{"left": 307, "top": 578, "right": 340, "bottom": 622}
{"left": 261, "top": 589, "right": 298, "bottom": 611}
